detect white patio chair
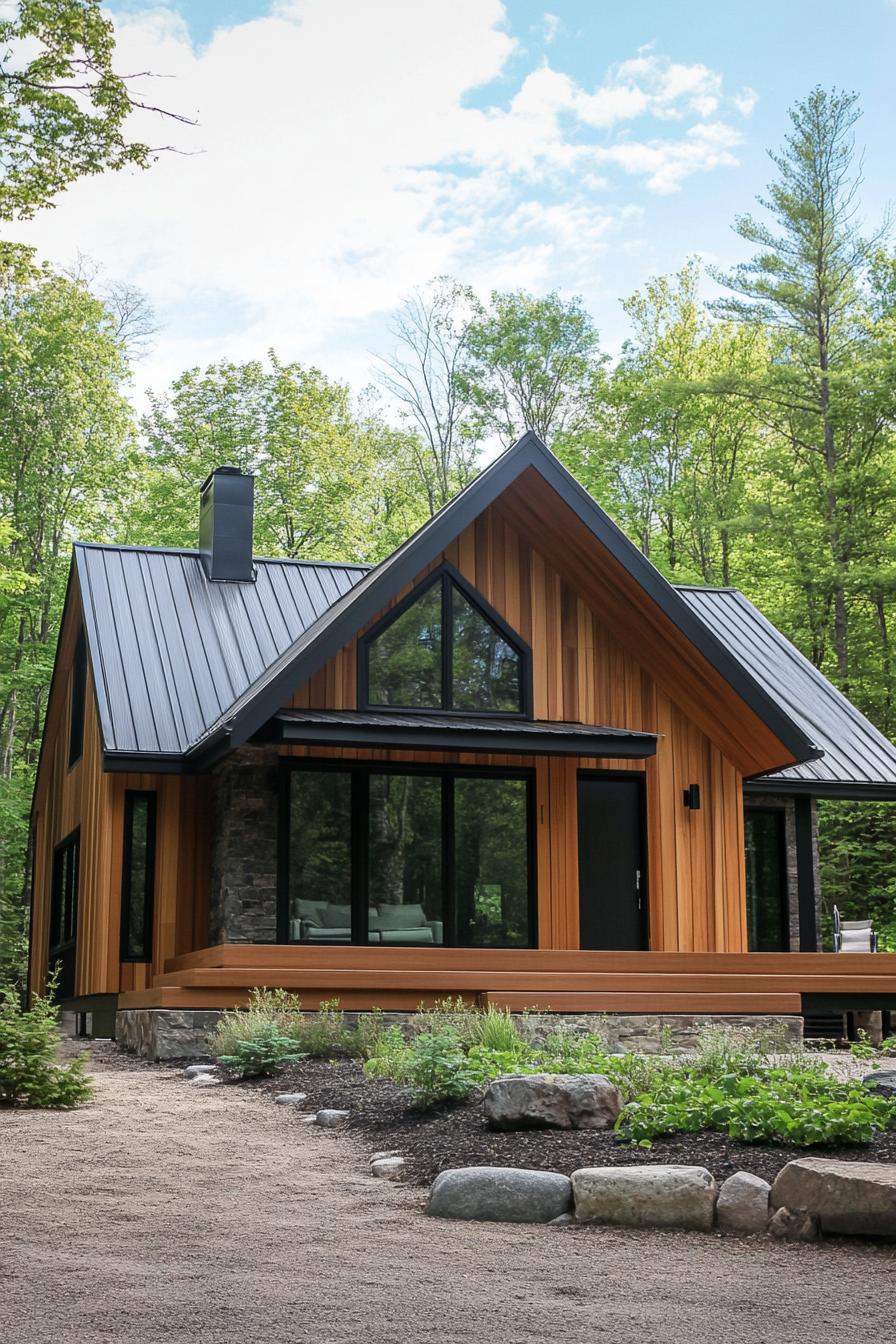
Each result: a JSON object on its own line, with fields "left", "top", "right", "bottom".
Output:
{"left": 832, "top": 904, "right": 878, "bottom": 952}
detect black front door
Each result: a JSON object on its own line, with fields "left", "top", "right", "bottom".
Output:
{"left": 577, "top": 775, "right": 646, "bottom": 950}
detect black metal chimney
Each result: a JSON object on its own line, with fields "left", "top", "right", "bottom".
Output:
{"left": 199, "top": 466, "right": 255, "bottom": 582}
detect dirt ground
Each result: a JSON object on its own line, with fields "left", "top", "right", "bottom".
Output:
{"left": 1, "top": 1053, "right": 895, "bottom": 1344}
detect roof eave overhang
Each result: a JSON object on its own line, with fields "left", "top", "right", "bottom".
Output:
{"left": 744, "top": 777, "right": 896, "bottom": 801}
{"left": 277, "top": 719, "right": 658, "bottom": 760}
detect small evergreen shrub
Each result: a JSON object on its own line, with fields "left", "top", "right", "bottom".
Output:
{"left": 216, "top": 1023, "right": 306, "bottom": 1077}
{"left": 209, "top": 987, "right": 304, "bottom": 1061}
{"left": 0, "top": 988, "right": 92, "bottom": 1108}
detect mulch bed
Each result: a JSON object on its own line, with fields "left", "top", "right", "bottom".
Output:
{"left": 242, "top": 1057, "right": 896, "bottom": 1188}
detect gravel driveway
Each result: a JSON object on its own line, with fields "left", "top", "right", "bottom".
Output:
{"left": 1, "top": 1054, "right": 894, "bottom": 1344}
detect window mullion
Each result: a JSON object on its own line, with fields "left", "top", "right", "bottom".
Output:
{"left": 443, "top": 774, "right": 457, "bottom": 946}
{"left": 442, "top": 574, "right": 452, "bottom": 711}
{"left": 352, "top": 770, "right": 369, "bottom": 946}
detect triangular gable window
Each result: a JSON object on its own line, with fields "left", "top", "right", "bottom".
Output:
{"left": 361, "top": 565, "right": 530, "bottom": 716}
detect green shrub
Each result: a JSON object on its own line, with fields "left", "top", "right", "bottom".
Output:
{"left": 290, "top": 998, "right": 356, "bottom": 1058}
{"left": 362, "top": 1024, "right": 410, "bottom": 1081}
{"left": 880, "top": 1036, "right": 896, "bottom": 1058}
{"left": 0, "top": 987, "right": 92, "bottom": 1108}
{"left": 216, "top": 1023, "right": 306, "bottom": 1077}
{"left": 209, "top": 987, "right": 304, "bottom": 1059}
{"left": 403, "top": 1028, "right": 478, "bottom": 1108}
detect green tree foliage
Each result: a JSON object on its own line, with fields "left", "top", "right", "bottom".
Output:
{"left": 0, "top": 258, "right": 133, "bottom": 988}
{"left": 561, "top": 261, "right": 767, "bottom": 584}
{"left": 133, "top": 355, "right": 428, "bottom": 563}
{"left": 0, "top": 0, "right": 189, "bottom": 223}
{"left": 463, "top": 288, "right": 605, "bottom": 447}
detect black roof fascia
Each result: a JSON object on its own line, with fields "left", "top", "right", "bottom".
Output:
{"left": 277, "top": 716, "right": 657, "bottom": 760}
{"left": 187, "top": 432, "right": 817, "bottom": 769}
{"left": 743, "top": 777, "right": 896, "bottom": 802}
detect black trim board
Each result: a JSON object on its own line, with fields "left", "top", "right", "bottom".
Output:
{"left": 277, "top": 715, "right": 657, "bottom": 759}
{"left": 183, "top": 433, "right": 819, "bottom": 772}
{"left": 744, "top": 777, "right": 896, "bottom": 801}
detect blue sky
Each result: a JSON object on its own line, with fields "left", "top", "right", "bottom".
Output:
{"left": 10, "top": 1, "right": 896, "bottom": 406}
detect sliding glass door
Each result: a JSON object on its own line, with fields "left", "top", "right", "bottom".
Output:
{"left": 281, "top": 764, "right": 534, "bottom": 947}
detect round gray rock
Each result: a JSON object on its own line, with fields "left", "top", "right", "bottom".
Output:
{"left": 484, "top": 1073, "right": 622, "bottom": 1131}
{"left": 428, "top": 1166, "right": 573, "bottom": 1223}
{"left": 315, "top": 1109, "right": 350, "bottom": 1127}
{"left": 572, "top": 1165, "right": 717, "bottom": 1231}
{"left": 274, "top": 1092, "right": 308, "bottom": 1105}
{"left": 183, "top": 1064, "right": 217, "bottom": 1079}
{"left": 371, "top": 1157, "right": 405, "bottom": 1178}
{"left": 717, "top": 1171, "right": 771, "bottom": 1235}
{"left": 862, "top": 1069, "right": 896, "bottom": 1097}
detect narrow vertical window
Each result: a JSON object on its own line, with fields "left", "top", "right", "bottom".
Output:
{"left": 120, "top": 792, "right": 157, "bottom": 961}
{"left": 69, "top": 626, "right": 87, "bottom": 766}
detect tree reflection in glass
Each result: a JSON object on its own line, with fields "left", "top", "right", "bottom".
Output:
{"left": 366, "top": 581, "right": 442, "bottom": 708}
{"left": 451, "top": 586, "right": 521, "bottom": 712}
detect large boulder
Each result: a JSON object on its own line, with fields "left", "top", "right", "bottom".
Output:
{"left": 428, "top": 1167, "right": 573, "bottom": 1223}
{"left": 771, "top": 1158, "right": 896, "bottom": 1236}
{"left": 484, "top": 1073, "right": 621, "bottom": 1131}
{"left": 572, "top": 1165, "right": 717, "bottom": 1231}
{"left": 862, "top": 1069, "right": 896, "bottom": 1098}
{"left": 716, "top": 1171, "right": 771, "bottom": 1235}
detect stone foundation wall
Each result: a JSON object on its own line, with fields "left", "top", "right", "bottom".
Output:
{"left": 115, "top": 1007, "right": 803, "bottom": 1059}
{"left": 116, "top": 1009, "right": 224, "bottom": 1060}
{"left": 208, "top": 745, "right": 280, "bottom": 944}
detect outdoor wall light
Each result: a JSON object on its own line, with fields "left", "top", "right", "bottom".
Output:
{"left": 683, "top": 783, "right": 701, "bottom": 810}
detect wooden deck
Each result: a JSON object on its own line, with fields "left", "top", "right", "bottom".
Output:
{"left": 114, "top": 946, "right": 896, "bottom": 1015}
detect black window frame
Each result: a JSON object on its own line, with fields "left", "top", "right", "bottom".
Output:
{"left": 49, "top": 827, "right": 80, "bottom": 998}
{"left": 358, "top": 561, "right": 533, "bottom": 718}
{"left": 277, "top": 757, "right": 537, "bottom": 948}
{"left": 68, "top": 625, "right": 87, "bottom": 767}
{"left": 119, "top": 790, "right": 157, "bottom": 962}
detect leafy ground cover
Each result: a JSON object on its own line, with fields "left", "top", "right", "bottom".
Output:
{"left": 210, "top": 993, "right": 896, "bottom": 1172}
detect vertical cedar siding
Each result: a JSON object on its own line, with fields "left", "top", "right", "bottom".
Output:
{"left": 287, "top": 502, "right": 748, "bottom": 953}
{"left": 30, "top": 580, "right": 212, "bottom": 998}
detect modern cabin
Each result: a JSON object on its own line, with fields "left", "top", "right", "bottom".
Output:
{"left": 29, "top": 433, "right": 896, "bottom": 1053}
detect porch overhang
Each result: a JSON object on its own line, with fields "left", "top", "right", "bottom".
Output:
{"left": 274, "top": 709, "right": 658, "bottom": 759}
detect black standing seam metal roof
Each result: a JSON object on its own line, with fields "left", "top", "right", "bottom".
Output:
{"left": 74, "top": 543, "right": 368, "bottom": 758}
{"left": 676, "top": 585, "right": 896, "bottom": 797}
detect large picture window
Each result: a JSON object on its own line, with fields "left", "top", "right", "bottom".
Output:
{"left": 361, "top": 566, "right": 530, "bottom": 716}
{"left": 120, "top": 792, "right": 157, "bottom": 961}
{"left": 281, "top": 764, "right": 534, "bottom": 948}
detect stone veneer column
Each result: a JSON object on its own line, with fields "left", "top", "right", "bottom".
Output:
{"left": 208, "top": 745, "right": 280, "bottom": 944}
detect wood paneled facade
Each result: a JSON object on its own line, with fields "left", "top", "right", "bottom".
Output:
{"left": 33, "top": 477, "right": 895, "bottom": 1020}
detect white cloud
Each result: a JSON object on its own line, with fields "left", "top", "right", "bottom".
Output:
{"left": 6, "top": 2, "right": 748, "bottom": 398}
{"left": 733, "top": 86, "right": 759, "bottom": 117}
{"left": 542, "top": 12, "right": 561, "bottom": 44}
